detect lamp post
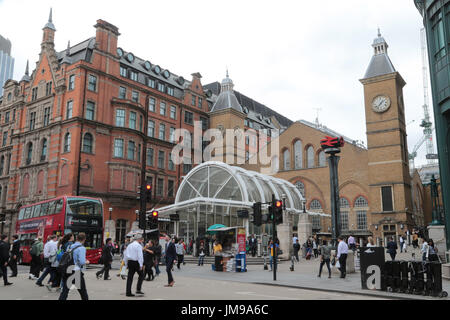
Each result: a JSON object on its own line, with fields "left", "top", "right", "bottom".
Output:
{"left": 107, "top": 207, "right": 112, "bottom": 238}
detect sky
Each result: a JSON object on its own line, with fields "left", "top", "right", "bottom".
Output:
{"left": 0, "top": 0, "right": 435, "bottom": 167}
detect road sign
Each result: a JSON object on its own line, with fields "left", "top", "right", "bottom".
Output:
{"left": 426, "top": 154, "right": 439, "bottom": 160}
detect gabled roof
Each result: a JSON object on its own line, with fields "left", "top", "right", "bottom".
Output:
{"left": 56, "top": 37, "right": 95, "bottom": 65}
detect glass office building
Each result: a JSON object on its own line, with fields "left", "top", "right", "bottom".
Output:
{"left": 0, "top": 35, "right": 14, "bottom": 97}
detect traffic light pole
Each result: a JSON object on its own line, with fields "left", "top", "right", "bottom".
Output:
{"left": 327, "top": 152, "right": 341, "bottom": 248}
{"left": 272, "top": 194, "right": 277, "bottom": 281}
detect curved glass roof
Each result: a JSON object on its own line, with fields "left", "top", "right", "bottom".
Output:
{"left": 171, "top": 161, "right": 305, "bottom": 213}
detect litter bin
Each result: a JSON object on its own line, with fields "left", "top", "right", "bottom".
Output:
{"left": 235, "top": 253, "right": 247, "bottom": 272}
{"left": 409, "top": 260, "right": 425, "bottom": 295}
{"left": 359, "top": 247, "right": 385, "bottom": 290}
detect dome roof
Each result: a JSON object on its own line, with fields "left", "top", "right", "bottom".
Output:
{"left": 210, "top": 72, "right": 243, "bottom": 113}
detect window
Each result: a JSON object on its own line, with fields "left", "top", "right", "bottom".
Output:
{"left": 169, "top": 127, "right": 176, "bottom": 143}
{"left": 31, "top": 88, "right": 38, "bottom": 101}
{"left": 340, "top": 198, "right": 350, "bottom": 208}
{"left": 114, "top": 139, "right": 124, "bottom": 158}
{"left": 88, "top": 75, "right": 97, "bottom": 91}
{"left": 46, "top": 82, "right": 52, "bottom": 96}
{"left": 137, "top": 144, "right": 141, "bottom": 162}
{"left": 139, "top": 115, "right": 143, "bottom": 132}
{"left": 127, "top": 141, "right": 135, "bottom": 161}
{"left": 149, "top": 98, "right": 156, "bottom": 112}
{"left": 130, "top": 70, "right": 138, "bottom": 82}
{"left": 307, "top": 146, "right": 314, "bottom": 168}
{"left": 432, "top": 13, "right": 446, "bottom": 59}
{"left": 44, "top": 107, "right": 51, "bottom": 126}
{"left": 41, "top": 138, "right": 48, "bottom": 161}
{"left": 86, "top": 101, "right": 95, "bottom": 121}
{"left": 200, "top": 117, "right": 208, "bottom": 131}
{"left": 156, "top": 178, "right": 164, "bottom": 196}
{"left": 129, "top": 111, "right": 137, "bottom": 130}
{"left": 283, "top": 149, "right": 291, "bottom": 170}
{"left": 0, "top": 156, "right": 4, "bottom": 176}
{"left": 147, "top": 120, "right": 155, "bottom": 137}
{"left": 294, "top": 140, "right": 303, "bottom": 169}
{"left": 116, "top": 109, "right": 125, "bottom": 127}
{"left": 64, "top": 133, "right": 71, "bottom": 153}
{"left": 167, "top": 87, "right": 174, "bottom": 96}
{"left": 160, "top": 102, "right": 166, "bottom": 116}
{"left": 119, "top": 86, "right": 126, "bottom": 99}
{"left": 68, "top": 75, "right": 75, "bottom": 90}
{"left": 310, "top": 200, "right": 322, "bottom": 211}
{"left": 146, "top": 148, "right": 154, "bottom": 166}
{"left": 147, "top": 78, "right": 155, "bottom": 88}
{"left": 295, "top": 181, "right": 305, "bottom": 197}
{"left": 170, "top": 105, "right": 177, "bottom": 119}
{"left": 168, "top": 180, "right": 174, "bottom": 197}
{"left": 381, "top": 186, "right": 393, "bottom": 212}
{"left": 131, "top": 91, "right": 139, "bottom": 103}
{"left": 159, "top": 123, "right": 166, "bottom": 141}
{"left": 2, "top": 131, "right": 7, "bottom": 147}
{"left": 318, "top": 151, "right": 326, "bottom": 167}
{"left": 29, "top": 112, "right": 36, "bottom": 130}
{"left": 20, "top": 143, "right": 33, "bottom": 169}
{"left": 354, "top": 196, "right": 368, "bottom": 208}
{"left": 82, "top": 133, "right": 93, "bottom": 153}
{"left": 157, "top": 82, "right": 165, "bottom": 92}
{"left": 5, "top": 112, "right": 10, "bottom": 123}
{"left": 198, "top": 97, "right": 203, "bottom": 108}
{"left": 66, "top": 101, "right": 73, "bottom": 119}
{"left": 357, "top": 211, "right": 367, "bottom": 230}
{"left": 184, "top": 111, "right": 193, "bottom": 125}
{"left": 115, "top": 219, "right": 127, "bottom": 245}
{"left": 340, "top": 212, "right": 349, "bottom": 231}
{"left": 158, "top": 150, "right": 165, "bottom": 169}
{"left": 312, "top": 216, "right": 321, "bottom": 230}
{"left": 191, "top": 95, "right": 196, "bottom": 106}
{"left": 183, "top": 163, "right": 192, "bottom": 174}
{"left": 120, "top": 66, "right": 127, "bottom": 77}
{"left": 168, "top": 153, "right": 174, "bottom": 171}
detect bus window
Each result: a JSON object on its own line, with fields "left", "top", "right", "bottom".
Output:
{"left": 40, "top": 202, "right": 49, "bottom": 217}
{"left": 24, "top": 207, "right": 32, "bottom": 219}
{"left": 48, "top": 201, "right": 56, "bottom": 215}
{"left": 55, "top": 199, "right": 63, "bottom": 214}
{"left": 33, "top": 204, "right": 41, "bottom": 218}
{"left": 18, "top": 208, "right": 25, "bottom": 220}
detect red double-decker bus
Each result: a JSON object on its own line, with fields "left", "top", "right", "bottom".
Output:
{"left": 16, "top": 196, "right": 104, "bottom": 264}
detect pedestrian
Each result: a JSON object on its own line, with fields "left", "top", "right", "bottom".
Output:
{"left": 123, "top": 235, "right": 145, "bottom": 297}
{"left": 198, "top": 244, "right": 206, "bottom": 266}
{"left": 143, "top": 240, "right": 156, "bottom": 281}
{"left": 427, "top": 239, "right": 439, "bottom": 262}
{"left": 386, "top": 237, "right": 398, "bottom": 261}
{"left": 96, "top": 238, "right": 113, "bottom": 280}
{"left": 293, "top": 239, "right": 300, "bottom": 262}
{"left": 399, "top": 235, "right": 404, "bottom": 253}
{"left": 317, "top": 240, "right": 332, "bottom": 278}
{"left": 402, "top": 237, "right": 408, "bottom": 253}
{"left": 348, "top": 235, "right": 356, "bottom": 252}
{"left": 58, "top": 233, "right": 89, "bottom": 300}
{"left": 337, "top": 236, "right": 348, "bottom": 279}
{"left": 312, "top": 239, "right": 319, "bottom": 259}
{"left": 29, "top": 237, "right": 43, "bottom": 280}
{"left": 268, "top": 239, "right": 279, "bottom": 272}
{"left": 0, "top": 235, "right": 12, "bottom": 286}
{"left": 176, "top": 238, "right": 185, "bottom": 269}
{"left": 164, "top": 235, "right": 177, "bottom": 287}
{"left": 154, "top": 239, "right": 162, "bottom": 276}
{"left": 249, "top": 234, "right": 257, "bottom": 257}
{"left": 8, "top": 235, "right": 20, "bottom": 278}
{"left": 421, "top": 238, "right": 429, "bottom": 262}
{"left": 412, "top": 232, "right": 419, "bottom": 249}
{"left": 52, "top": 233, "right": 74, "bottom": 291}
{"left": 367, "top": 236, "right": 376, "bottom": 247}
{"left": 36, "top": 234, "right": 58, "bottom": 287}
{"left": 117, "top": 236, "right": 130, "bottom": 279}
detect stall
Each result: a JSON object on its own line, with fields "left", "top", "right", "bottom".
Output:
{"left": 209, "top": 226, "right": 247, "bottom": 272}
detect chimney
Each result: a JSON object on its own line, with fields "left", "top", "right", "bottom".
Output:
{"left": 94, "top": 20, "right": 120, "bottom": 56}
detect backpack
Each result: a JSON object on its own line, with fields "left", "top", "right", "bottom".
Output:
{"left": 57, "top": 244, "right": 82, "bottom": 274}
{"left": 30, "top": 241, "right": 40, "bottom": 256}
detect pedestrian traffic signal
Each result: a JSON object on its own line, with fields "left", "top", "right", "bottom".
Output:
{"left": 253, "top": 202, "right": 262, "bottom": 226}
{"left": 273, "top": 199, "right": 283, "bottom": 225}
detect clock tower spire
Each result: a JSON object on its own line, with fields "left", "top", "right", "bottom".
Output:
{"left": 360, "top": 30, "right": 413, "bottom": 243}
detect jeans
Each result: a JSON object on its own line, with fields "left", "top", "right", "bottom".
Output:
{"left": 198, "top": 255, "right": 205, "bottom": 266}
{"left": 59, "top": 271, "right": 89, "bottom": 300}
{"left": 9, "top": 256, "right": 18, "bottom": 276}
{"left": 0, "top": 264, "right": 8, "bottom": 285}
{"left": 319, "top": 258, "right": 331, "bottom": 276}
{"left": 36, "top": 262, "right": 56, "bottom": 285}
{"left": 269, "top": 256, "right": 273, "bottom": 270}
{"left": 155, "top": 259, "right": 160, "bottom": 275}
{"left": 389, "top": 252, "right": 396, "bottom": 261}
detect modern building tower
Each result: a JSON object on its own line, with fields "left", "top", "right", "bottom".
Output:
{"left": 0, "top": 34, "right": 15, "bottom": 97}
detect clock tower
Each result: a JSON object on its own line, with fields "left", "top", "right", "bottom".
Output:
{"left": 360, "top": 30, "right": 413, "bottom": 243}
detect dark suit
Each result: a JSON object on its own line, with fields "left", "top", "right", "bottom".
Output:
{"left": 9, "top": 240, "right": 20, "bottom": 277}
{"left": 386, "top": 241, "right": 398, "bottom": 261}
{"left": 165, "top": 241, "right": 177, "bottom": 285}
{"left": 96, "top": 244, "right": 113, "bottom": 280}
{"left": 0, "top": 240, "right": 10, "bottom": 285}
{"left": 249, "top": 238, "right": 257, "bottom": 257}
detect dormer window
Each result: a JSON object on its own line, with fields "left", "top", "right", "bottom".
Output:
{"left": 120, "top": 66, "right": 127, "bottom": 77}
{"left": 130, "top": 70, "right": 138, "bottom": 82}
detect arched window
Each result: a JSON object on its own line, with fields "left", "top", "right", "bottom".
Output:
{"left": 64, "top": 133, "right": 71, "bottom": 153}
{"left": 295, "top": 181, "right": 305, "bottom": 197}
{"left": 312, "top": 216, "right": 321, "bottom": 230}
{"left": 318, "top": 151, "right": 326, "bottom": 167}
{"left": 340, "top": 197, "right": 350, "bottom": 208}
{"left": 26, "top": 142, "right": 33, "bottom": 165}
{"left": 116, "top": 219, "right": 127, "bottom": 245}
{"left": 83, "top": 133, "right": 93, "bottom": 153}
{"left": 310, "top": 199, "right": 322, "bottom": 211}
{"left": 307, "top": 146, "right": 314, "bottom": 168}
{"left": 0, "top": 156, "right": 4, "bottom": 176}
{"left": 41, "top": 138, "right": 48, "bottom": 161}
{"left": 283, "top": 149, "right": 290, "bottom": 170}
{"left": 294, "top": 140, "right": 303, "bottom": 169}
{"left": 354, "top": 196, "right": 368, "bottom": 208}
{"left": 22, "top": 173, "right": 30, "bottom": 197}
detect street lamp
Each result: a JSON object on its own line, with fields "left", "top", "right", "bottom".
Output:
{"left": 302, "top": 200, "right": 307, "bottom": 213}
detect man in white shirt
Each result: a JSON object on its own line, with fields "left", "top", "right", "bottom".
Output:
{"left": 36, "top": 235, "right": 58, "bottom": 287}
{"left": 123, "top": 235, "right": 145, "bottom": 297}
{"left": 336, "top": 236, "right": 349, "bottom": 279}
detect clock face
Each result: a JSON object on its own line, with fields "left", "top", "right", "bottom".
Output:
{"left": 372, "top": 95, "right": 391, "bottom": 113}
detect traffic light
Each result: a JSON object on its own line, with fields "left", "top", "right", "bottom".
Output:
{"left": 253, "top": 202, "right": 262, "bottom": 226}
{"left": 274, "top": 199, "right": 283, "bottom": 225}
{"left": 149, "top": 210, "right": 159, "bottom": 229}
{"left": 145, "top": 181, "right": 152, "bottom": 202}
{"left": 138, "top": 209, "right": 146, "bottom": 230}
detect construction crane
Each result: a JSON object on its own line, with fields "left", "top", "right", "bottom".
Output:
{"left": 409, "top": 28, "right": 437, "bottom": 166}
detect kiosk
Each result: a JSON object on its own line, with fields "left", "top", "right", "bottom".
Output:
{"left": 209, "top": 226, "right": 247, "bottom": 272}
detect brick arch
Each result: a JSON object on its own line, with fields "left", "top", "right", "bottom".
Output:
{"left": 339, "top": 195, "right": 352, "bottom": 208}
{"left": 352, "top": 194, "right": 369, "bottom": 207}
{"left": 308, "top": 198, "right": 324, "bottom": 211}
{"left": 304, "top": 144, "right": 315, "bottom": 168}
{"left": 339, "top": 180, "right": 369, "bottom": 194}
{"left": 289, "top": 175, "right": 326, "bottom": 211}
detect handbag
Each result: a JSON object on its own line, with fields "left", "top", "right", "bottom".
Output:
{"left": 331, "top": 257, "right": 336, "bottom": 266}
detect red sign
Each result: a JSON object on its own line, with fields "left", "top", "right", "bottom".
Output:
{"left": 320, "top": 136, "right": 345, "bottom": 149}
{"left": 237, "top": 228, "right": 246, "bottom": 254}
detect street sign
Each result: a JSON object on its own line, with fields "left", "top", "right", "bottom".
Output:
{"left": 169, "top": 214, "right": 180, "bottom": 222}
{"left": 237, "top": 209, "right": 249, "bottom": 218}
{"left": 426, "top": 154, "right": 439, "bottom": 160}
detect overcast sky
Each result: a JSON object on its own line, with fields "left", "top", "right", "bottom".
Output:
{"left": 0, "top": 0, "right": 435, "bottom": 167}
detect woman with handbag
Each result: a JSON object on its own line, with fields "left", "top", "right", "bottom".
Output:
{"left": 143, "top": 240, "right": 156, "bottom": 281}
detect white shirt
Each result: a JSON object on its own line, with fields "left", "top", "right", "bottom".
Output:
{"left": 292, "top": 236, "right": 298, "bottom": 244}
{"left": 43, "top": 240, "right": 57, "bottom": 258}
{"left": 123, "top": 241, "right": 144, "bottom": 268}
{"left": 337, "top": 241, "right": 348, "bottom": 258}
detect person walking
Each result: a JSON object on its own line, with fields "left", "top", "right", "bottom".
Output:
{"left": 402, "top": 236, "right": 408, "bottom": 253}
{"left": 337, "top": 236, "right": 348, "bottom": 279}
{"left": 198, "top": 244, "right": 206, "bottom": 266}
{"left": 268, "top": 239, "right": 279, "bottom": 272}
{"left": 399, "top": 235, "right": 404, "bottom": 253}
{"left": 154, "top": 240, "right": 162, "bottom": 276}
{"left": 412, "top": 232, "right": 419, "bottom": 249}
{"left": 421, "top": 238, "right": 429, "bottom": 262}
{"left": 58, "top": 233, "right": 89, "bottom": 300}
{"left": 317, "top": 240, "right": 332, "bottom": 278}
{"left": 36, "top": 234, "right": 58, "bottom": 287}
{"left": 312, "top": 239, "right": 319, "bottom": 259}
{"left": 348, "top": 235, "right": 356, "bottom": 252}
{"left": 427, "top": 239, "right": 439, "bottom": 262}
{"left": 117, "top": 237, "right": 130, "bottom": 279}
{"left": 164, "top": 235, "right": 177, "bottom": 287}
{"left": 8, "top": 235, "right": 20, "bottom": 278}
{"left": 52, "top": 233, "right": 74, "bottom": 291}
{"left": 0, "top": 235, "right": 12, "bottom": 286}
{"left": 176, "top": 238, "right": 185, "bottom": 270}
{"left": 386, "top": 237, "right": 398, "bottom": 261}
{"left": 293, "top": 239, "right": 300, "bottom": 262}
{"left": 96, "top": 238, "right": 113, "bottom": 280}
{"left": 249, "top": 234, "right": 257, "bottom": 257}
{"left": 367, "top": 236, "right": 376, "bottom": 247}
{"left": 143, "top": 240, "right": 156, "bottom": 281}
{"left": 123, "top": 235, "right": 145, "bottom": 297}
{"left": 29, "top": 237, "right": 44, "bottom": 280}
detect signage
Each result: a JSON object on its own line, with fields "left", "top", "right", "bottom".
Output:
{"left": 237, "top": 209, "right": 249, "bottom": 218}
{"left": 19, "top": 219, "right": 46, "bottom": 232}
{"left": 320, "top": 136, "right": 345, "bottom": 149}
{"left": 426, "top": 154, "right": 439, "bottom": 160}
{"left": 237, "top": 228, "right": 247, "bottom": 254}
{"left": 169, "top": 214, "right": 180, "bottom": 222}
{"left": 68, "top": 216, "right": 100, "bottom": 227}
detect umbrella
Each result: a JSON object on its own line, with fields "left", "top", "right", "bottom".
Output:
{"left": 206, "top": 224, "right": 227, "bottom": 234}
